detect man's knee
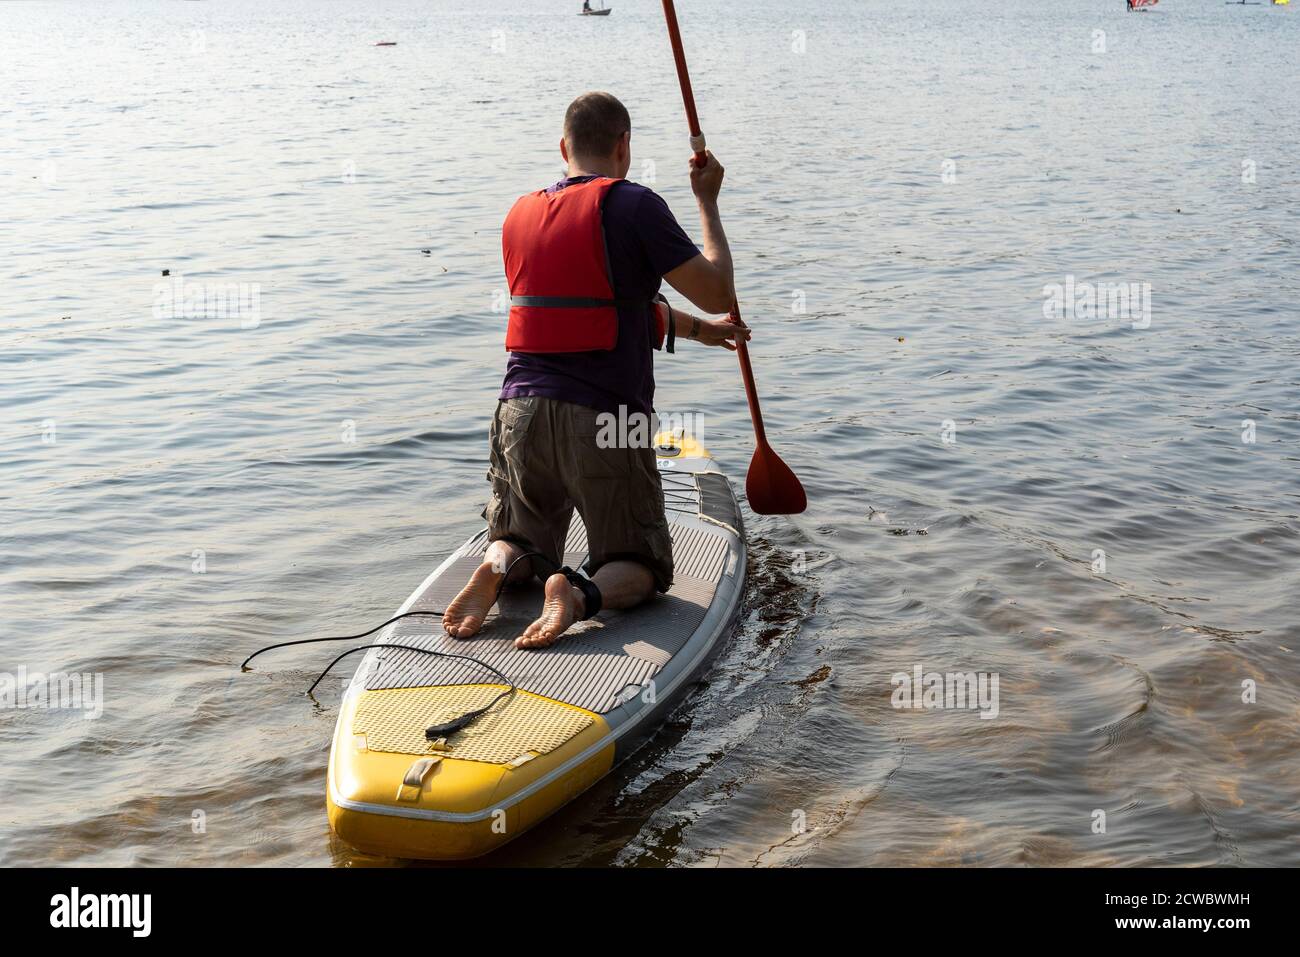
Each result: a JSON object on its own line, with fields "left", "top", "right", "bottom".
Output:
{"left": 485, "top": 538, "right": 536, "bottom": 582}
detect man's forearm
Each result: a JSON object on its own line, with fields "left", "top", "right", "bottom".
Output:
{"left": 696, "top": 199, "right": 734, "bottom": 300}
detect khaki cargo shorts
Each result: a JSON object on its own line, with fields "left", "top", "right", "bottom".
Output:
{"left": 482, "top": 396, "right": 674, "bottom": 592}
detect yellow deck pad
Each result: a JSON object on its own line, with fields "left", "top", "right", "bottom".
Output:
{"left": 352, "top": 684, "right": 593, "bottom": 765}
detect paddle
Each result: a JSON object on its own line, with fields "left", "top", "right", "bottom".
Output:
{"left": 659, "top": 0, "right": 807, "bottom": 516}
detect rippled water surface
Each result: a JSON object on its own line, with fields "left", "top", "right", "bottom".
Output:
{"left": 3, "top": 0, "right": 1298, "bottom": 866}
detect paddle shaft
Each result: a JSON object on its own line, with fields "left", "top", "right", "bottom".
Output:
{"left": 660, "top": 0, "right": 769, "bottom": 447}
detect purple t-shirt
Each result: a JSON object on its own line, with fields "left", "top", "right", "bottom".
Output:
{"left": 499, "top": 176, "right": 700, "bottom": 417}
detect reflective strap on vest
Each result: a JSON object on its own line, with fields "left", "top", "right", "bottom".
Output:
{"left": 510, "top": 295, "right": 648, "bottom": 309}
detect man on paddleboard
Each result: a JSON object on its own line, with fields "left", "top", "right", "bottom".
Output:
{"left": 443, "top": 91, "right": 747, "bottom": 649}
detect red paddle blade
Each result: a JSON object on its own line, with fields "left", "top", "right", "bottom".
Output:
{"left": 745, "top": 441, "right": 807, "bottom": 516}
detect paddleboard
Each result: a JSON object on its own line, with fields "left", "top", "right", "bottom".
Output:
{"left": 326, "top": 427, "right": 745, "bottom": 859}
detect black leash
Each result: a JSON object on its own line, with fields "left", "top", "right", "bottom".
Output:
{"left": 303, "top": 642, "right": 518, "bottom": 739}
{"left": 241, "top": 549, "right": 565, "bottom": 738}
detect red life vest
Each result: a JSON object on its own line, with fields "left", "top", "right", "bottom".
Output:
{"left": 502, "top": 177, "right": 666, "bottom": 353}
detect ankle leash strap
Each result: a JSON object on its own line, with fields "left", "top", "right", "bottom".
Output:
{"left": 559, "top": 566, "right": 602, "bottom": 620}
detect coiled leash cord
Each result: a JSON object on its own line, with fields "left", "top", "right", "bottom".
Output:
{"left": 240, "top": 548, "right": 569, "bottom": 739}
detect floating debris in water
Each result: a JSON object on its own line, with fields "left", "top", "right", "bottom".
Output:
{"left": 789, "top": 664, "right": 833, "bottom": 689}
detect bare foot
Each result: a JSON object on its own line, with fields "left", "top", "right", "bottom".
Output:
{"left": 443, "top": 561, "right": 503, "bottom": 639}
{"left": 515, "top": 573, "right": 585, "bottom": 649}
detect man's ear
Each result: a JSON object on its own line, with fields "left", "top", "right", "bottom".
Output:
{"left": 560, "top": 137, "right": 570, "bottom": 164}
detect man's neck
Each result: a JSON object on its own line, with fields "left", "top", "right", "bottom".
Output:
{"left": 567, "top": 160, "right": 621, "bottom": 180}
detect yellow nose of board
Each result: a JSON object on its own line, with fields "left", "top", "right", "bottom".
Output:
{"left": 328, "top": 684, "right": 614, "bottom": 860}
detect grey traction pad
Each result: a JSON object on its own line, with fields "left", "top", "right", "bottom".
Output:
{"left": 364, "top": 495, "right": 732, "bottom": 714}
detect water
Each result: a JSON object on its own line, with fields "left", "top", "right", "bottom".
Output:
{"left": 3, "top": 0, "right": 1298, "bottom": 866}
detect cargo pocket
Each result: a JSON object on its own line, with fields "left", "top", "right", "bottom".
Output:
{"left": 496, "top": 397, "right": 539, "bottom": 465}
{"left": 482, "top": 399, "right": 537, "bottom": 534}
{"left": 572, "top": 406, "right": 632, "bottom": 481}
{"left": 482, "top": 467, "right": 511, "bottom": 534}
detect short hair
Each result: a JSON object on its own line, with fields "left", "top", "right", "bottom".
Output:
{"left": 563, "top": 92, "right": 631, "bottom": 160}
